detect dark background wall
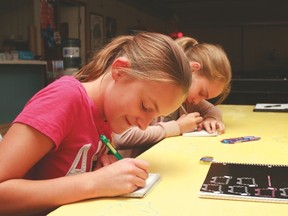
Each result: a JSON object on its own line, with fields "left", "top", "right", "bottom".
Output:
{"left": 1, "top": 0, "right": 287, "bottom": 105}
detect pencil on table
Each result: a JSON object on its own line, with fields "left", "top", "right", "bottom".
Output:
{"left": 180, "top": 105, "right": 188, "bottom": 114}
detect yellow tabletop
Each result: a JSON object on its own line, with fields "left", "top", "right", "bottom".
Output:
{"left": 49, "top": 105, "right": 288, "bottom": 216}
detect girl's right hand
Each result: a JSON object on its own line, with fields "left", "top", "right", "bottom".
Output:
{"left": 176, "top": 112, "right": 203, "bottom": 134}
{"left": 91, "top": 158, "right": 149, "bottom": 197}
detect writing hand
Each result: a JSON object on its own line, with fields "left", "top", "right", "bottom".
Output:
{"left": 92, "top": 158, "right": 149, "bottom": 197}
{"left": 176, "top": 112, "right": 203, "bottom": 134}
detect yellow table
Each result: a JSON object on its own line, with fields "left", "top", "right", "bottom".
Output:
{"left": 49, "top": 105, "right": 288, "bottom": 216}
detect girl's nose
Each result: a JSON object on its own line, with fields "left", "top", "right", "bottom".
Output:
{"left": 136, "top": 113, "right": 155, "bottom": 130}
{"left": 187, "top": 95, "right": 203, "bottom": 104}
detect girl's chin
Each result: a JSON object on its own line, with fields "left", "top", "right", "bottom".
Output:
{"left": 112, "top": 125, "right": 133, "bottom": 134}
{"left": 111, "top": 117, "right": 135, "bottom": 134}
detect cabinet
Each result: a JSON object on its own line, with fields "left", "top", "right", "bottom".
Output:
{"left": 0, "top": 60, "right": 47, "bottom": 124}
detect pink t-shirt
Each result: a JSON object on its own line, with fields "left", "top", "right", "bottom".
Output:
{"left": 14, "top": 76, "right": 111, "bottom": 180}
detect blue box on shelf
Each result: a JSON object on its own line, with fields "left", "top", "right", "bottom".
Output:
{"left": 18, "top": 51, "right": 34, "bottom": 60}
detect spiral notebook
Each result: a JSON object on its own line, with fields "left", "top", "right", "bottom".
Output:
{"left": 199, "top": 162, "right": 288, "bottom": 203}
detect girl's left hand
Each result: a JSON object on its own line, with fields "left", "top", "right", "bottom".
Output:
{"left": 197, "top": 117, "right": 225, "bottom": 134}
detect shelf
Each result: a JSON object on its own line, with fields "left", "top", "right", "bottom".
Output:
{"left": 0, "top": 60, "right": 47, "bottom": 65}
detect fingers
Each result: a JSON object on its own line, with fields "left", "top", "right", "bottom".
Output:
{"left": 188, "top": 112, "right": 201, "bottom": 119}
{"left": 202, "top": 121, "right": 216, "bottom": 133}
{"left": 180, "top": 112, "right": 201, "bottom": 119}
{"left": 91, "top": 158, "right": 150, "bottom": 197}
{"left": 177, "top": 112, "right": 204, "bottom": 133}
{"left": 116, "top": 158, "right": 149, "bottom": 178}
{"left": 132, "top": 158, "right": 150, "bottom": 171}
{"left": 118, "top": 158, "right": 149, "bottom": 188}
{"left": 134, "top": 171, "right": 149, "bottom": 188}
{"left": 202, "top": 118, "right": 225, "bottom": 134}
{"left": 196, "top": 123, "right": 203, "bottom": 131}
{"left": 216, "top": 122, "right": 225, "bottom": 134}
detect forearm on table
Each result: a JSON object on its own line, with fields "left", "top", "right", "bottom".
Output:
{"left": 0, "top": 172, "right": 105, "bottom": 215}
{"left": 114, "top": 126, "right": 164, "bottom": 149}
{"left": 115, "top": 121, "right": 181, "bottom": 149}
{"left": 114, "top": 122, "right": 180, "bottom": 158}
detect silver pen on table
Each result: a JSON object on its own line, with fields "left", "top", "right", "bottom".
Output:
{"left": 264, "top": 104, "right": 281, "bottom": 108}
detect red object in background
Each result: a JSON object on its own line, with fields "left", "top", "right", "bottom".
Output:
{"left": 41, "top": 0, "right": 56, "bottom": 30}
{"left": 169, "top": 32, "right": 184, "bottom": 39}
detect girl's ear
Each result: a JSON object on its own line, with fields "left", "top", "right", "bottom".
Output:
{"left": 111, "top": 57, "right": 130, "bottom": 81}
{"left": 190, "top": 62, "right": 201, "bottom": 72}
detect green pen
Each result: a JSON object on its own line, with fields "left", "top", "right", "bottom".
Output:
{"left": 100, "top": 134, "right": 123, "bottom": 160}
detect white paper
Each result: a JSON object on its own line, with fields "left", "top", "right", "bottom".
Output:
{"left": 182, "top": 130, "right": 217, "bottom": 137}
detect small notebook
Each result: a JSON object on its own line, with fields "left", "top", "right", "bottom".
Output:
{"left": 253, "top": 103, "right": 288, "bottom": 112}
{"left": 199, "top": 162, "right": 288, "bottom": 203}
{"left": 182, "top": 130, "right": 217, "bottom": 137}
{"left": 122, "top": 173, "right": 161, "bottom": 198}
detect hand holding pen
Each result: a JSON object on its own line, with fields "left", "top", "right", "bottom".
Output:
{"left": 95, "top": 135, "right": 150, "bottom": 196}
{"left": 177, "top": 112, "right": 203, "bottom": 134}
{"left": 92, "top": 154, "right": 150, "bottom": 196}
{"left": 179, "top": 105, "right": 225, "bottom": 134}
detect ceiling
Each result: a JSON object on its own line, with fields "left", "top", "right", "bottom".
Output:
{"left": 120, "top": 0, "right": 288, "bottom": 29}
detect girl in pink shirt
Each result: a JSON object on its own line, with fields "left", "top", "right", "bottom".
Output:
{"left": 0, "top": 32, "right": 191, "bottom": 215}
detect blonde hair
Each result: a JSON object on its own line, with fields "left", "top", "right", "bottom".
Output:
{"left": 175, "top": 37, "right": 232, "bottom": 104}
{"left": 75, "top": 32, "right": 192, "bottom": 95}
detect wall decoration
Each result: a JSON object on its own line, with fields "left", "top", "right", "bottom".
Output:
{"left": 40, "top": 0, "right": 57, "bottom": 48}
{"left": 90, "top": 13, "right": 104, "bottom": 52}
{"left": 106, "top": 16, "right": 117, "bottom": 42}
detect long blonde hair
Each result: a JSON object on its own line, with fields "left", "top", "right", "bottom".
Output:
{"left": 75, "top": 32, "right": 192, "bottom": 95}
{"left": 176, "top": 37, "right": 232, "bottom": 104}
